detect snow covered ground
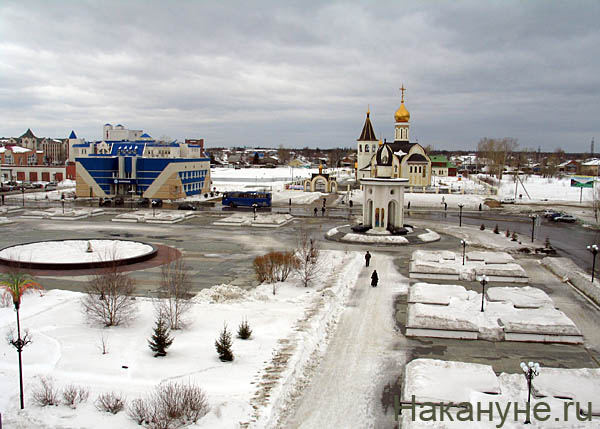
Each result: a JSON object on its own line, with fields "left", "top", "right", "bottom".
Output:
{"left": 406, "top": 284, "right": 582, "bottom": 342}
{"left": 0, "top": 250, "right": 362, "bottom": 428}
{"left": 0, "top": 239, "right": 153, "bottom": 264}
{"left": 492, "top": 175, "right": 597, "bottom": 203}
{"left": 409, "top": 250, "right": 528, "bottom": 282}
{"left": 401, "top": 359, "right": 600, "bottom": 428}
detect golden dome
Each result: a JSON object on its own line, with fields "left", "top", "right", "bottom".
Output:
{"left": 394, "top": 84, "right": 410, "bottom": 122}
{"left": 394, "top": 103, "right": 410, "bottom": 122}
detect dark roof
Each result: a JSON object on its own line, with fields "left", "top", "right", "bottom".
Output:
{"left": 69, "top": 130, "right": 77, "bottom": 139}
{"left": 375, "top": 144, "right": 394, "bottom": 166}
{"left": 20, "top": 128, "right": 36, "bottom": 139}
{"left": 357, "top": 112, "right": 377, "bottom": 141}
{"left": 387, "top": 141, "right": 414, "bottom": 154}
{"left": 407, "top": 153, "right": 428, "bottom": 162}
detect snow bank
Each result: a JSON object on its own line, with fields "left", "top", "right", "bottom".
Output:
{"left": 542, "top": 257, "right": 600, "bottom": 306}
{"left": 402, "top": 359, "right": 501, "bottom": 404}
{"left": 406, "top": 284, "right": 581, "bottom": 342}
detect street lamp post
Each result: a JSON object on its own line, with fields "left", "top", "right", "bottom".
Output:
{"left": 480, "top": 275, "right": 488, "bottom": 312}
{"left": 252, "top": 203, "right": 258, "bottom": 220}
{"left": 587, "top": 244, "right": 599, "bottom": 282}
{"left": 61, "top": 200, "right": 65, "bottom": 214}
{"left": 530, "top": 215, "right": 537, "bottom": 243}
{"left": 21, "top": 187, "right": 25, "bottom": 207}
{"left": 11, "top": 298, "right": 31, "bottom": 409}
{"left": 458, "top": 204, "right": 464, "bottom": 227}
{"left": 520, "top": 361, "right": 541, "bottom": 424}
{"left": 461, "top": 240, "right": 466, "bottom": 265}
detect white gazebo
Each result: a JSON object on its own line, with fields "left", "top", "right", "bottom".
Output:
{"left": 360, "top": 177, "right": 408, "bottom": 233}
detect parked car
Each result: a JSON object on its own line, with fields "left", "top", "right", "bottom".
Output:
{"left": 554, "top": 215, "right": 576, "bottom": 223}
{"left": 178, "top": 203, "right": 197, "bottom": 211}
{"left": 45, "top": 184, "right": 57, "bottom": 191}
{"left": 547, "top": 212, "right": 564, "bottom": 220}
{"left": 136, "top": 197, "right": 150, "bottom": 207}
{"left": 151, "top": 198, "right": 163, "bottom": 207}
{"left": 501, "top": 197, "right": 515, "bottom": 204}
{"left": 31, "top": 182, "right": 44, "bottom": 189}
{"left": 543, "top": 209, "right": 558, "bottom": 218}
{"left": 114, "top": 196, "right": 124, "bottom": 205}
{"left": 99, "top": 197, "right": 113, "bottom": 206}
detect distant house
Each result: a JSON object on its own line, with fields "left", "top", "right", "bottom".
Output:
{"left": 430, "top": 155, "right": 457, "bottom": 177}
{"left": 557, "top": 160, "right": 579, "bottom": 174}
{"left": 580, "top": 159, "right": 600, "bottom": 176}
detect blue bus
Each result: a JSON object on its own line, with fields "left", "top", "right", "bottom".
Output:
{"left": 221, "top": 191, "right": 272, "bottom": 208}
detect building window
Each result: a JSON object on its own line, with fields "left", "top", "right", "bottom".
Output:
{"left": 365, "top": 145, "right": 369, "bottom": 153}
{"left": 359, "top": 145, "right": 362, "bottom": 152}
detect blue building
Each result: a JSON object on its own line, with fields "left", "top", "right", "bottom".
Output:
{"left": 72, "top": 128, "right": 211, "bottom": 199}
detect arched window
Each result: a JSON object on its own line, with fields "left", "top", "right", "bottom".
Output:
{"left": 365, "top": 145, "right": 369, "bottom": 152}
{"left": 359, "top": 145, "right": 362, "bottom": 152}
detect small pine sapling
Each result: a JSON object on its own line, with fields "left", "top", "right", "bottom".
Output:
{"left": 545, "top": 237, "right": 552, "bottom": 248}
{"left": 480, "top": 224, "right": 485, "bottom": 231}
{"left": 511, "top": 232, "right": 518, "bottom": 241}
{"left": 505, "top": 229, "right": 510, "bottom": 238}
{"left": 237, "top": 318, "right": 252, "bottom": 340}
{"left": 148, "top": 312, "right": 173, "bottom": 357}
{"left": 215, "top": 323, "right": 234, "bottom": 361}
{"left": 493, "top": 224, "right": 499, "bottom": 234}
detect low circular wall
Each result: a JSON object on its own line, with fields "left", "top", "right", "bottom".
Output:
{"left": 0, "top": 239, "right": 158, "bottom": 270}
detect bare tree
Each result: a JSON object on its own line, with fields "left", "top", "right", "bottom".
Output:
{"left": 81, "top": 267, "right": 137, "bottom": 327}
{"left": 477, "top": 137, "right": 519, "bottom": 179}
{"left": 327, "top": 148, "right": 345, "bottom": 169}
{"left": 278, "top": 145, "right": 291, "bottom": 164}
{"left": 155, "top": 258, "right": 194, "bottom": 330}
{"left": 295, "top": 228, "right": 321, "bottom": 288}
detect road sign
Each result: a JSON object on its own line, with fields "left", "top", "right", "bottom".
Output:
{"left": 571, "top": 175, "right": 595, "bottom": 188}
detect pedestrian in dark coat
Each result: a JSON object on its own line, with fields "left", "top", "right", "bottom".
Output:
{"left": 371, "top": 270, "right": 378, "bottom": 287}
{"left": 365, "top": 251, "right": 371, "bottom": 267}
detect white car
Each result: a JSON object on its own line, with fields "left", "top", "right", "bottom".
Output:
{"left": 501, "top": 197, "right": 515, "bottom": 204}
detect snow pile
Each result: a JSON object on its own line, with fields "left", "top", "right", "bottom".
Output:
{"left": 343, "top": 233, "right": 409, "bottom": 244}
{"left": 57, "top": 179, "right": 76, "bottom": 189}
{"left": 213, "top": 213, "right": 293, "bottom": 227}
{"left": 0, "top": 216, "right": 13, "bottom": 225}
{"left": 417, "top": 229, "right": 440, "bottom": 242}
{"left": 195, "top": 284, "right": 246, "bottom": 303}
{"left": 401, "top": 359, "right": 600, "bottom": 428}
{"left": 486, "top": 286, "right": 553, "bottom": 308}
{"left": 406, "top": 283, "right": 582, "bottom": 342}
{"left": 542, "top": 257, "right": 600, "bottom": 306}
{"left": 402, "top": 359, "right": 501, "bottom": 404}
{"left": 112, "top": 210, "right": 190, "bottom": 224}
{"left": 410, "top": 250, "right": 528, "bottom": 282}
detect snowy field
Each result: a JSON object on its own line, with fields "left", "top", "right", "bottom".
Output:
{"left": 492, "top": 175, "right": 597, "bottom": 203}
{"left": 0, "top": 250, "right": 363, "bottom": 428}
{"left": 401, "top": 359, "right": 600, "bottom": 428}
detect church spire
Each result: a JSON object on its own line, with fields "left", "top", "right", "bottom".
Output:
{"left": 357, "top": 109, "right": 377, "bottom": 141}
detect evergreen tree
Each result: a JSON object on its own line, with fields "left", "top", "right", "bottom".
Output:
{"left": 148, "top": 312, "right": 173, "bottom": 357}
{"left": 505, "top": 229, "right": 510, "bottom": 237}
{"left": 237, "top": 319, "right": 252, "bottom": 340}
{"left": 215, "top": 323, "right": 234, "bottom": 361}
{"left": 511, "top": 232, "right": 518, "bottom": 241}
{"left": 493, "top": 224, "right": 499, "bottom": 234}
{"left": 480, "top": 224, "right": 485, "bottom": 231}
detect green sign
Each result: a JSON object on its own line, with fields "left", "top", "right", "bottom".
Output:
{"left": 571, "top": 175, "right": 595, "bottom": 188}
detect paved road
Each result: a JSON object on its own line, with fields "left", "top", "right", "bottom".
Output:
{"left": 408, "top": 210, "right": 600, "bottom": 276}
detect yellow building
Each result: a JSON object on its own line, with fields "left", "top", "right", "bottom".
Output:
{"left": 356, "top": 86, "right": 431, "bottom": 187}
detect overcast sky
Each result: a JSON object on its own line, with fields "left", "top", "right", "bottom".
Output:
{"left": 1, "top": 1, "right": 598, "bottom": 151}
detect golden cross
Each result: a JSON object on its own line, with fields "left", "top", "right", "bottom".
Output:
{"left": 400, "top": 85, "right": 406, "bottom": 103}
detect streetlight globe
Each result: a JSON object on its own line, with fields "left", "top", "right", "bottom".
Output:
{"left": 534, "top": 363, "right": 540, "bottom": 372}
{"left": 520, "top": 362, "right": 527, "bottom": 372}
{"left": 528, "top": 361, "right": 534, "bottom": 368}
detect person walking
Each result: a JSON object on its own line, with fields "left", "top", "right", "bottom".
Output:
{"left": 371, "top": 270, "right": 378, "bottom": 288}
{"left": 365, "top": 251, "right": 371, "bottom": 267}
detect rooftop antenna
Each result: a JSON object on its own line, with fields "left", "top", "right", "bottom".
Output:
{"left": 592, "top": 137, "right": 595, "bottom": 158}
